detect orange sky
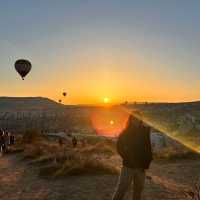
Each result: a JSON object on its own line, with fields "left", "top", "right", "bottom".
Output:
{"left": 1, "top": 50, "right": 200, "bottom": 105}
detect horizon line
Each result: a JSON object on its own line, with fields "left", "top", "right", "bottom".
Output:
{"left": 0, "top": 96, "right": 200, "bottom": 106}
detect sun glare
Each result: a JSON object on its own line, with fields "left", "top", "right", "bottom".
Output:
{"left": 103, "top": 97, "right": 109, "bottom": 103}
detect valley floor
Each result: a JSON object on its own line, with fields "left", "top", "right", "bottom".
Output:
{"left": 0, "top": 154, "right": 200, "bottom": 200}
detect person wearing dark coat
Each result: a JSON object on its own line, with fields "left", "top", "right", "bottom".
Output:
{"left": 72, "top": 136, "right": 77, "bottom": 148}
{"left": 0, "top": 130, "right": 4, "bottom": 155}
{"left": 112, "top": 114, "right": 153, "bottom": 200}
{"left": 0, "top": 130, "right": 6, "bottom": 155}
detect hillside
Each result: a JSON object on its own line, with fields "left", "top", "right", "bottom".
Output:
{"left": 0, "top": 97, "right": 200, "bottom": 151}
{"left": 0, "top": 97, "right": 94, "bottom": 133}
{"left": 0, "top": 97, "right": 64, "bottom": 111}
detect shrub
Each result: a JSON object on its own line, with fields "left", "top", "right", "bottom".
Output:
{"left": 39, "top": 164, "right": 60, "bottom": 177}
{"left": 154, "top": 147, "right": 200, "bottom": 161}
{"left": 23, "top": 144, "right": 43, "bottom": 159}
{"left": 167, "top": 179, "right": 200, "bottom": 200}
{"left": 79, "top": 141, "right": 116, "bottom": 157}
{"left": 22, "top": 129, "right": 44, "bottom": 144}
{"left": 24, "top": 136, "right": 119, "bottom": 177}
{"left": 54, "top": 155, "right": 119, "bottom": 177}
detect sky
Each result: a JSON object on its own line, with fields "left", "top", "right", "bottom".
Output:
{"left": 1, "top": 0, "right": 200, "bottom": 104}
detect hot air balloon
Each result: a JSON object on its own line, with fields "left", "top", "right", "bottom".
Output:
{"left": 14, "top": 59, "right": 32, "bottom": 80}
{"left": 62, "top": 92, "right": 67, "bottom": 97}
{"left": 58, "top": 99, "right": 62, "bottom": 103}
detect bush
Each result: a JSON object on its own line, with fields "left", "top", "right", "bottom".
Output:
{"left": 54, "top": 155, "right": 119, "bottom": 177}
{"left": 167, "top": 179, "right": 200, "bottom": 200}
{"left": 22, "top": 129, "right": 44, "bottom": 144}
{"left": 79, "top": 141, "right": 116, "bottom": 157}
{"left": 28, "top": 155, "right": 54, "bottom": 165}
{"left": 23, "top": 144, "right": 43, "bottom": 159}
{"left": 23, "top": 136, "right": 119, "bottom": 177}
{"left": 154, "top": 147, "right": 200, "bottom": 161}
{"left": 39, "top": 164, "right": 60, "bottom": 177}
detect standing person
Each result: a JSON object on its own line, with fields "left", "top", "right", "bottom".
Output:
{"left": 58, "top": 137, "right": 64, "bottom": 147}
{"left": 0, "top": 129, "right": 4, "bottom": 156}
{"left": 72, "top": 136, "right": 77, "bottom": 148}
{"left": 4, "top": 131, "right": 9, "bottom": 152}
{"left": 8, "top": 132, "right": 15, "bottom": 147}
{"left": 11, "top": 134, "right": 15, "bottom": 145}
{"left": 112, "top": 114, "right": 153, "bottom": 200}
{"left": 8, "top": 132, "right": 11, "bottom": 145}
{"left": 1, "top": 130, "right": 6, "bottom": 155}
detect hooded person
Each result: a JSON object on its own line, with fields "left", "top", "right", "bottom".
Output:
{"left": 0, "top": 130, "right": 3, "bottom": 155}
{"left": 0, "top": 130, "right": 6, "bottom": 155}
{"left": 112, "top": 114, "right": 153, "bottom": 200}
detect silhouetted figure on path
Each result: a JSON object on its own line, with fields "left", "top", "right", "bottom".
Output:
{"left": 0, "top": 130, "right": 6, "bottom": 155}
{"left": 112, "top": 114, "right": 153, "bottom": 200}
{"left": 9, "top": 133, "right": 15, "bottom": 145}
{"left": 58, "top": 137, "right": 64, "bottom": 147}
{"left": 72, "top": 136, "right": 77, "bottom": 148}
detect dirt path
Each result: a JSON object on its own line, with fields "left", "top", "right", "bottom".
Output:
{"left": 0, "top": 154, "right": 199, "bottom": 200}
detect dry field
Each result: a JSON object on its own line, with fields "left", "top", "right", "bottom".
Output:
{"left": 0, "top": 131, "right": 200, "bottom": 200}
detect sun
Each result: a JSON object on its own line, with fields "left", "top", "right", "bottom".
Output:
{"left": 103, "top": 97, "right": 109, "bottom": 103}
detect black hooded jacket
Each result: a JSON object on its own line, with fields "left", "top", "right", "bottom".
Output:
{"left": 117, "top": 124, "right": 153, "bottom": 169}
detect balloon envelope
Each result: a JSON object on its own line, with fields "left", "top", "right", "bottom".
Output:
{"left": 63, "top": 92, "right": 67, "bottom": 97}
{"left": 15, "top": 59, "right": 32, "bottom": 80}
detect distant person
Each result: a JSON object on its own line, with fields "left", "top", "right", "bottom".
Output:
{"left": 72, "top": 136, "right": 77, "bottom": 148}
{"left": 4, "top": 131, "right": 9, "bottom": 150}
{"left": 8, "top": 132, "right": 11, "bottom": 145}
{"left": 8, "top": 132, "right": 15, "bottom": 146}
{"left": 0, "top": 130, "right": 6, "bottom": 155}
{"left": 112, "top": 115, "right": 153, "bottom": 200}
{"left": 58, "top": 137, "right": 64, "bottom": 147}
{"left": 11, "top": 133, "right": 14, "bottom": 145}
{"left": 67, "top": 133, "right": 72, "bottom": 137}
{"left": 0, "top": 130, "right": 4, "bottom": 155}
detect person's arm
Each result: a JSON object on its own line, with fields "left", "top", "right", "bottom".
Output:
{"left": 142, "top": 126, "right": 153, "bottom": 168}
{"left": 117, "top": 134, "right": 129, "bottom": 158}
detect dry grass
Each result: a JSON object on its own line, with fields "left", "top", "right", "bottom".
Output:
{"left": 188, "top": 180, "right": 200, "bottom": 200}
{"left": 176, "top": 179, "right": 200, "bottom": 200}
{"left": 7, "top": 145, "right": 24, "bottom": 154}
{"left": 27, "top": 155, "right": 54, "bottom": 165}
{"left": 21, "top": 129, "right": 45, "bottom": 144}
{"left": 15, "top": 131, "right": 200, "bottom": 179}
{"left": 54, "top": 153, "right": 119, "bottom": 177}
{"left": 154, "top": 147, "right": 200, "bottom": 161}
{"left": 165, "top": 179, "right": 200, "bottom": 200}
{"left": 78, "top": 141, "right": 116, "bottom": 156}
{"left": 15, "top": 133, "right": 119, "bottom": 177}
{"left": 23, "top": 144, "right": 43, "bottom": 159}
{"left": 38, "top": 164, "right": 61, "bottom": 177}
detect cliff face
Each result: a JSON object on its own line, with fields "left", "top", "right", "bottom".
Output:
{"left": 2, "top": 97, "right": 200, "bottom": 145}
{"left": 0, "top": 97, "right": 93, "bottom": 133}
{"left": 0, "top": 97, "right": 62, "bottom": 111}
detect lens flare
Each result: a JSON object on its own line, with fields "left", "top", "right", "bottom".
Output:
{"left": 91, "top": 105, "right": 200, "bottom": 154}
{"left": 91, "top": 107, "right": 129, "bottom": 137}
{"left": 110, "top": 120, "right": 114, "bottom": 125}
{"left": 140, "top": 116, "right": 200, "bottom": 153}
{"left": 123, "top": 106, "right": 200, "bottom": 154}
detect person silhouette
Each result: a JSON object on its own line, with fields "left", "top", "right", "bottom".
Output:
{"left": 112, "top": 114, "right": 153, "bottom": 200}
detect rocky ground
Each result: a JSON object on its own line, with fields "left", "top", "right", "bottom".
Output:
{"left": 0, "top": 153, "right": 200, "bottom": 200}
